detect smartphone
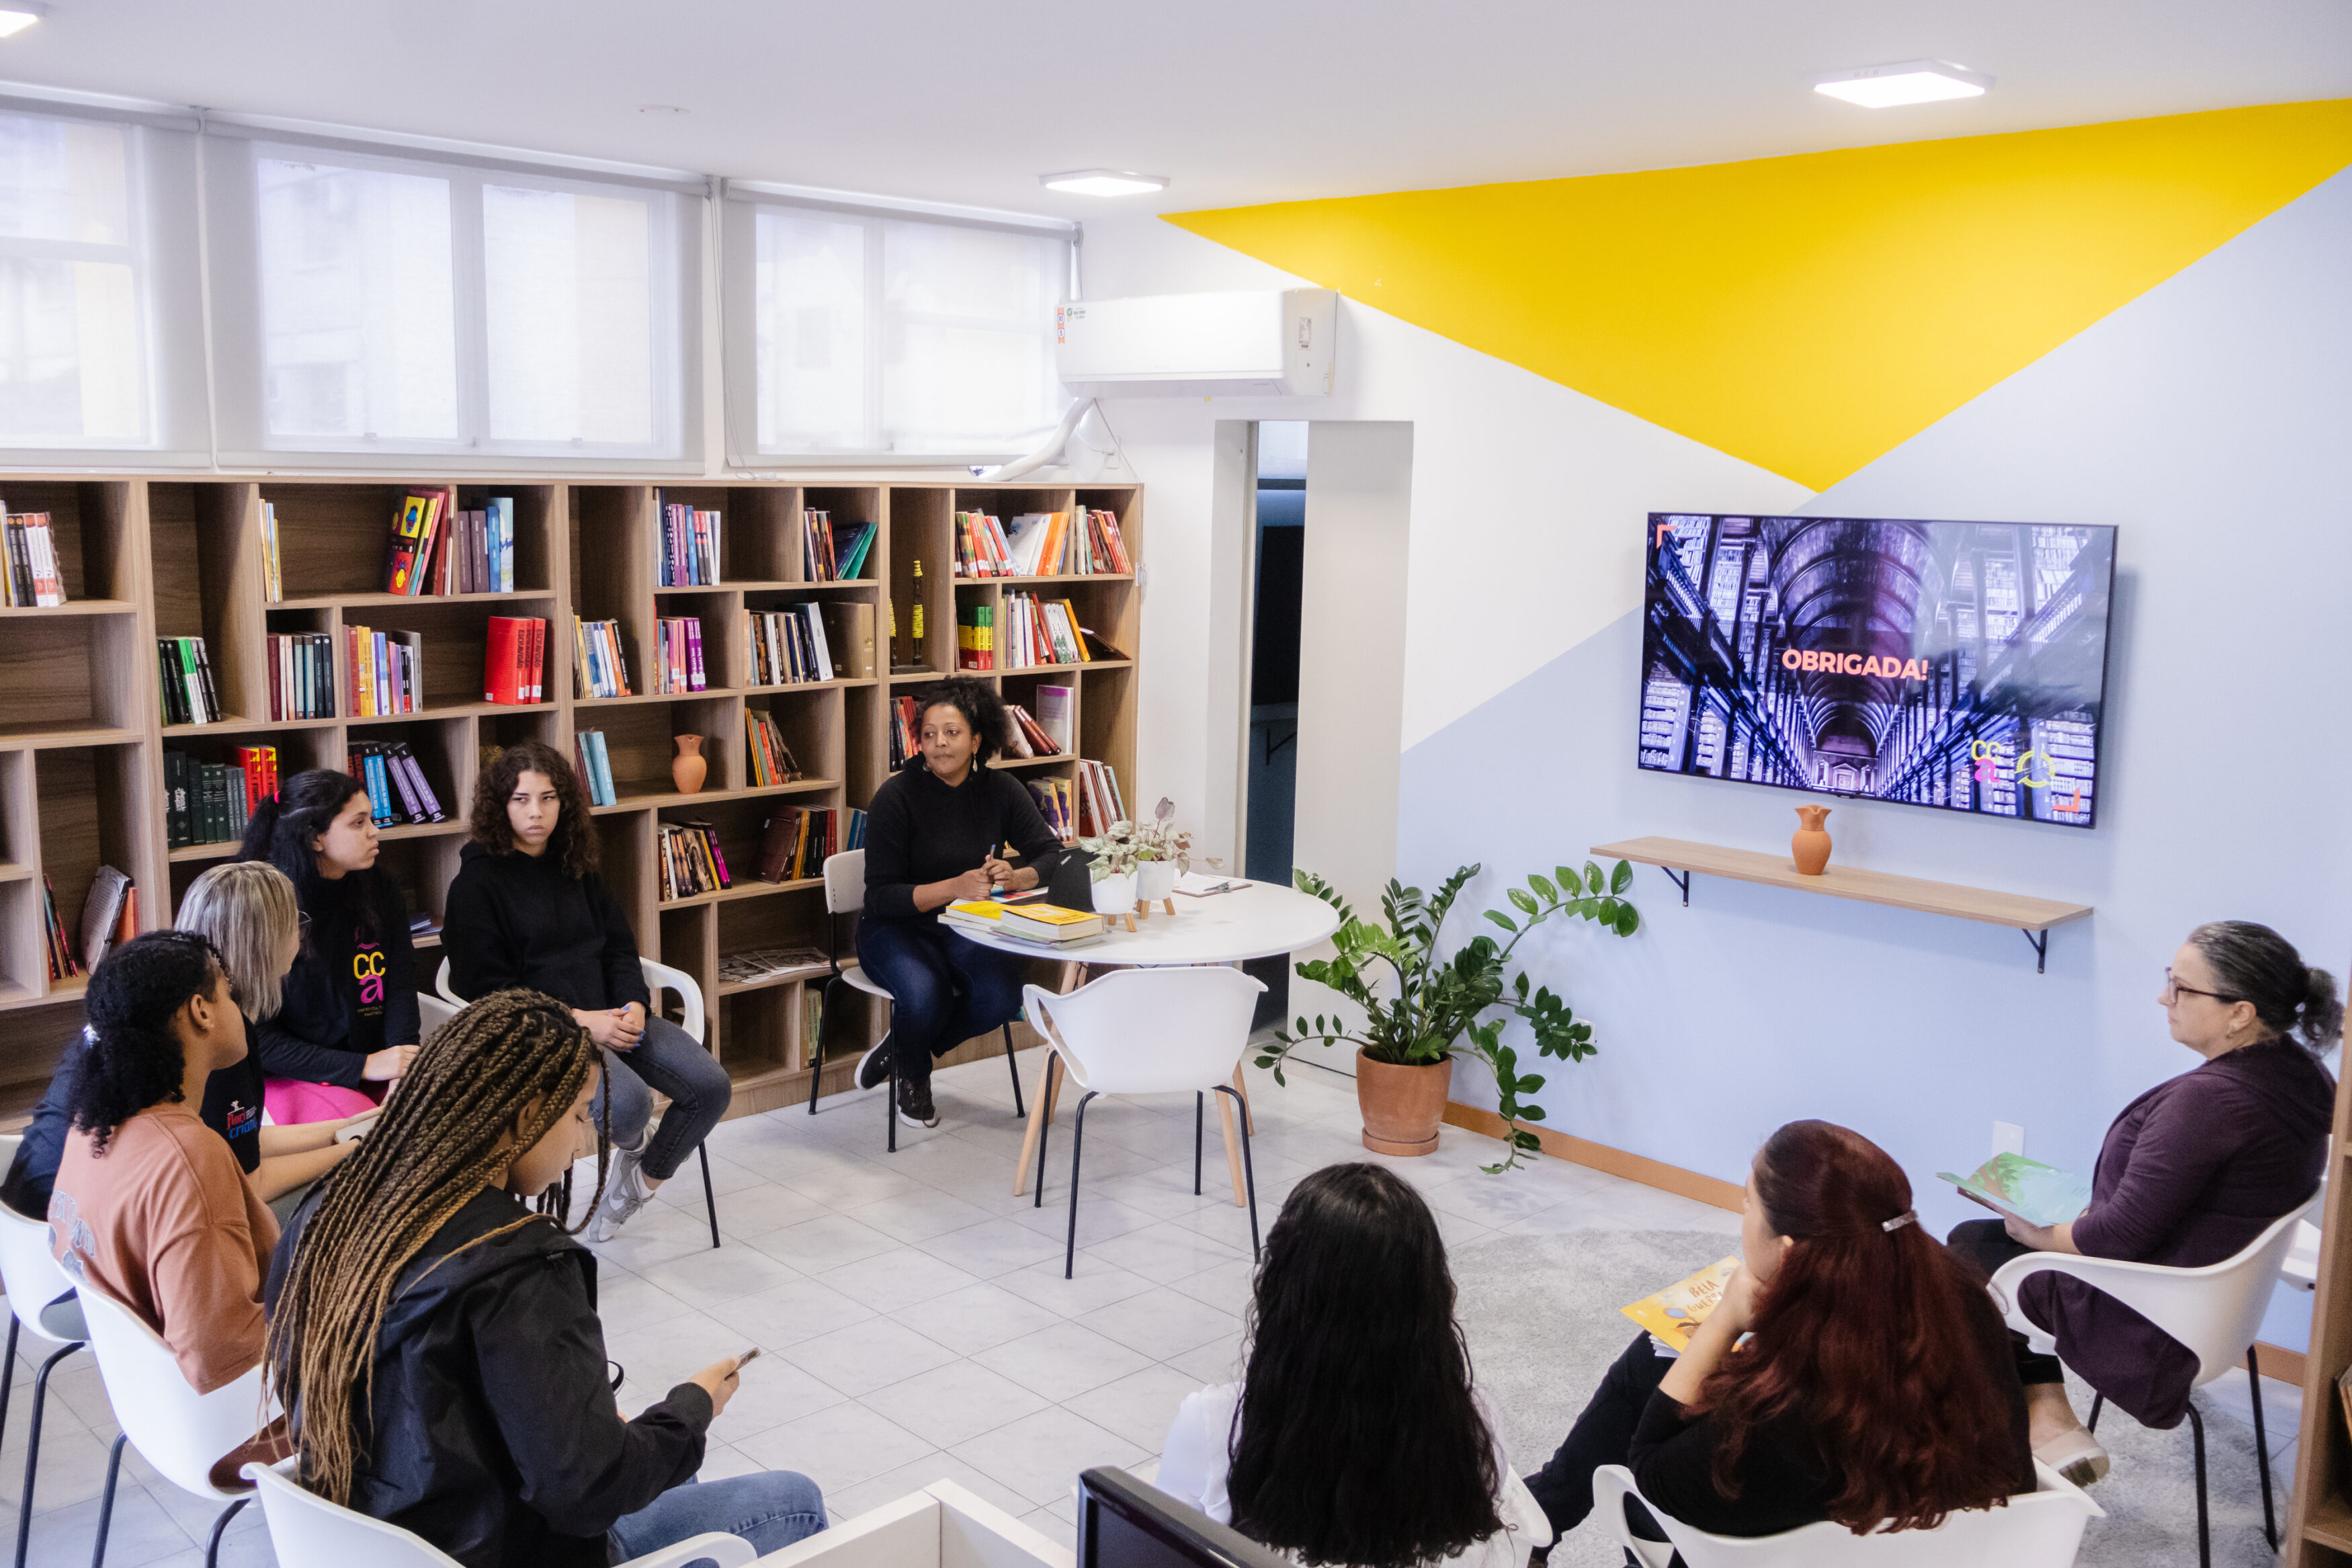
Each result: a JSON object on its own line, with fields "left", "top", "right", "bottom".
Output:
{"left": 732, "top": 1346, "right": 761, "bottom": 1370}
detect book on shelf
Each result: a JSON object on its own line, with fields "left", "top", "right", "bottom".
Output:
{"left": 657, "top": 494, "right": 722, "bottom": 586}
{"left": 382, "top": 489, "right": 453, "bottom": 596}
{"left": 267, "top": 632, "right": 337, "bottom": 720}
{"left": 485, "top": 615, "right": 546, "bottom": 705}
{"left": 41, "top": 873, "right": 77, "bottom": 982}
{"left": 657, "top": 820, "right": 731, "bottom": 900}
{"left": 575, "top": 616, "right": 634, "bottom": 699}
{"left": 757, "top": 805, "right": 864, "bottom": 883}
{"left": 444, "top": 497, "right": 515, "bottom": 595}
{"left": 716, "top": 946, "right": 829, "bottom": 987}
{"left": 996, "top": 509, "right": 1129, "bottom": 577}
{"left": 345, "top": 625, "right": 423, "bottom": 717}
{"left": 655, "top": 617, "right": 706, "bottom": 693}
{"left": 1935, "top": 1153, "right": 2093, "bottom": 1229}
{"left": 1079, "top": 626, "right": 1130, "bottom": 661}
{"left": 888, "top": 695, "right": 918, "bottom": 770}
{"left": 745, "top": 709, "right": 803, "bottom": 788}
{"left": 802, "top": 510, "right": 878, "bottom": 583}
{"left": 347, "top": 741, "right": 445, "bottom": 828}
{"left": 1001, "top": 592, "right": 1091, "bottom": 668}
{"left": 79, "top": 866, "right": 132, "bottom": 972}
{"left": 1034, "top": 685, "right": 1073, "bottom": 753}
{"left": 1622, "top": 1256, "right": 1740, "bottom": 1355}
{"left": 259, "top": 501, "right": 282, "bottom": 603}
{"left": 573, "top": 730, "right": 619, "bottom": 807}
{"left": 1, "top": 509, "right": 66, "bottom": 605}
{"left": 1025, "top": 777, "right": 1074, "bottom": 840}
{"left": 952, "top": 511, "right": 1014, "bottom": 578}
{"left": 804, "top": 984, "right": 825, "bottom": 1067}
{"left": 157, "top": 636, "right": 224, "bottom": 726}
{"left": 747, "top": 603, "right": 835, "bottom": 685}
{"left": 236, "top": 746, "right": 281, "bottom": 818}
{"left": 825, "top": 601, "right": 876, "bottom": 678}
{"left": 957, "top": 602, "right": 995, "bottom": 670}
{"left": 1075, "top": 758, "right": 1126, "bottom": 834}
{"left": 1001, "top": 704, "right": 1058, "bottom": 758}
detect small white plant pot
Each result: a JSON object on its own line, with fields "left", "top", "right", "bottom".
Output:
{"left": 1091, "top": 872, "right": 1138, "bottom": 914}
{"left": 1136, "top": 861, "right": 1177, "bottom": 905}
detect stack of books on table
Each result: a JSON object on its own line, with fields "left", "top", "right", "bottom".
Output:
{"left": 941, "top": 899, "right": 1105, "bottom": 951}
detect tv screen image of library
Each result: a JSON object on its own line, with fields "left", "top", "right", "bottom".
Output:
{"left": 1639, "top": 513, "right": 2116, "bottom": 828}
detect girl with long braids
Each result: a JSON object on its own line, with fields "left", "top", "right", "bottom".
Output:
{"left": 1157, "top": 1163, "right": 1551, "bottom": 1568}
{"left": 265, "top": 990, "right": 824, "bottom": 1568}
{"left": 237, "top": 767, "right": 423, "bottom": 1123}
{"left": 1525, "top": 1122, "right": 2033, "bottom": 1550}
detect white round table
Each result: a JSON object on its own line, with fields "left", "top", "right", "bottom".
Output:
{"left": 956, "top": 881, "right": 1342, "bottom": 1199}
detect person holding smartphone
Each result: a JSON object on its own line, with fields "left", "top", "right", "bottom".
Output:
{"left": 266, "top": 991, "right": 824, "bottom": 1568}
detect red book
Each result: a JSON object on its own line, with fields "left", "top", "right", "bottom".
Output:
{"left": 529, "top": 617, "right": 545, "bottom": 701}
{"left": 485, "top": 616, "right": 524, "bottom": 703}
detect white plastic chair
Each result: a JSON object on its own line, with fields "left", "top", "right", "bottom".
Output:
{"left": 241, "top": 1457, "right": 757, "bottom": 1568}
{"left": 416, "top": 988, "right": 458, "bottom": 1040}
{"left": 819, "top": 847, "right": 1026, "bottom": 1151}
{"left": 438, "top": 955, "right": 721, "bottom": 1248}
{"left": 1023, "top": 967, "right": 1267, "bottom": 1277}
{"left": 1593, "top": 1458, "right": 2101, "bottom": 1567}
{"left": 0, "top": 1134, "right": 87, "bottom": 1568}
{"left": 77, "top": 1281, "right": 279, "bottom": 1568}
{"left": 1988, "top": 1193, "right": 2318, "bottom": 1565}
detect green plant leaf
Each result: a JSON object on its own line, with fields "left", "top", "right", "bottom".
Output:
{"left": 1484, "top": 910, "right": 1516, "bottom": 933}
{"left": 1598, "top": 896, "right": 1620, "bottom": 924}
{"left": 1584, "top": 861, "right": 1605, "bottom": 894}
{"left": 1529, "top": 873, "right": 1558, "bottom": 904}
{"left": 1520, "top": 1104, "right": 1547, "bottom": 1122}
{"left": 1615, "top": 905, "right": 1641, "bottom": 937}
{"left": 1509, "top": 887, "right": 1539, "bottom": 916}
{"left": 1611, "top": 859, "right": 1634, "bottom": 894}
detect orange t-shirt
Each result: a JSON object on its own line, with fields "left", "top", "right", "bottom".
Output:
{"left": 49, "top": 1100, "right": 278, "bottom": 1395}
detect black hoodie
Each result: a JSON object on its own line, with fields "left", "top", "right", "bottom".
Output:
{"left": 255, "top": 869, "right": 420, "bottom": 1088}
{"left": 442, "top": 840, "right": 650, "bottom": 1012}
{"left": 267, "top": 1184, "right": 710, "bottom": 1567}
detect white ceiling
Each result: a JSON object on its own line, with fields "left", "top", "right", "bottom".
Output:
{"left": 11, "top": 1, "right": 2349, "bottom": 216}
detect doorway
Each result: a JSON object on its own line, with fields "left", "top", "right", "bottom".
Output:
{"left": 1241, "top": 423, "right": 1307, "bottom": 1027}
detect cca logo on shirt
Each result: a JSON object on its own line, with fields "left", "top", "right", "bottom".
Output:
{"left": 353, "top": 945, "right": 385, "bottom": 1006}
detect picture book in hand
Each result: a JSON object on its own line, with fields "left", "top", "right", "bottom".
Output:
{"left": 1936, "top": 1153, "right": 2092, "bottom": 1228}
{"left": 1622, "top": 1256, "right": 1739, "bottom": 1354}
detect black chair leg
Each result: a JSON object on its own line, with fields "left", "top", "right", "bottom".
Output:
{"left": 697, "top": 1143, "right": 720, "bottom": 1250}
{"left": 1065, "top": 1092, "right": 1098, "bottom": 1278}
{"left": 1034, "top": 1055, "right": 1058, "bottom": 1207}
{"left": 1003, "top": 1024, "right": 1025, "bottom": 1119}
{"left": 16, "top": 1341, "right": 77, "bottom": 1568}
{"left": 1214, "top": 1083, "right": 1261, "bottom": 1259}
{"left": 2248, "top": 1344, "right": 2276, "bottom": 1549}
{"left": 0, "top": 1314, "right": 17, "bottom": 1457}
{"left": 886, "top": 1055, "right": 898, "bottom": 1154}
{"left": 203, "top": 1497, "right": 249, "bottom": 1568}
{"left": 2185, "top": 1400, "right": 2210, "bottom": 1568}
{"left": 2086, "top": 1391, "right": 2103, "bottom": 1433}
{"left": 1194, "top": 1092, "right": 1204, "bottom": 1196}
{"left": 89, "top": 1432, "right": 126, "bottom": 1567}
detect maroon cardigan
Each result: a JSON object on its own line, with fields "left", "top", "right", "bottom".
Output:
{"left": 2022, "top": 1039, "right": 2330, "bottom": 1426}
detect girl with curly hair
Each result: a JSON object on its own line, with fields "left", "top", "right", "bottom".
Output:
{"left": 441, "top": 740, "right": 730, "bottom": 1240}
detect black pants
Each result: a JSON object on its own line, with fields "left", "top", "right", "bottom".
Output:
{"left": 854, "top": 916, "right": 1025, "bottom": 1092}
{"left": 1525, "top": 1330, "right": 1672, "bottom": 1547}
{"left": 1946, "top": 1219, "right": 2066, "bottom": 1386}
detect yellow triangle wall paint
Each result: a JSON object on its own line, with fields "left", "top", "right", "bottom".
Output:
{"left": 1166, "top": 101, "right": 2352, "bottom": 490}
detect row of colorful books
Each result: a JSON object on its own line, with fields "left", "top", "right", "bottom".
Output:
{"left": 955, "top": 603, "right": 995, "bottom": 670}
{"left": 347, "top": 625, "right": 423, "bottom": 717}
{"left": 575, "top": 617, "right": 633, "bottom": 699}
{"left": 654, "top": 617, "right": 708, "bottom": 694}
{"left": 163, "top": 746, "right": 279, "bottom": 848}
{"left": 380, "top": 490, "right": 518, "bottom": 597}
{"left": 759, "top": 805, "right": 864, "bottom": 883}
{"left": 746, "top": 710, "right": 804, "bottom": 788}
{"left": 157, "top": 637, "right": 224, "bottom": 726}
{"left": 268, "top": 633, "right": 338, "bottom": 720}
{"left": 574, "top": 730, "right": 620, "bottom": 807}
{"left": 1075, "top": 758, "right": 1126, "bottom": 835}
{"left": 1000, "top": 693, "right": 1070, "bottom": 758}
{"left": 350, "top": 741, "right": 447, "bottom": 828}
{"left": 38, "top": 865, "right": 135, "bottom": 983}
{"left": 486, "top": 615, "right": 550, "bottom": 705}
{"left": 3, "top": 509, "right": 66, "bottom": 605}
{"left": 657, "top": 495, "right": 722, "bottom": 586}
{"left": 750, "top": 601, "right": 876, "bottom": 686}
{"left": 1001, "top": 593, "right": 1097, "bottom": 668}
{"left": 40, "top": 875, "right": 77, "bottom": 981}
{"left": 803, "top": 511, "right": 876, "bottom": 582}
{"left": 1025, "top": 777, "right": 1075, "bottom": 840}
{"left": 950, "top": 509, "right": 1131, "bottom": 578}
{"left": 658, "top": 820, "right": 731, "bottom": 900}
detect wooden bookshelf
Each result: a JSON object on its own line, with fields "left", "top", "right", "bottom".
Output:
{"left": 2285, "top": 1009, "right": 2352, "bottom": 1565}
{"left": 0, "top": 475, "right": 1142, "bottom": 1127}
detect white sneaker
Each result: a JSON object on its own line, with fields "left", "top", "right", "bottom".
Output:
{"left": 587, "top": 1137, "right": 653, "bottom": 1242}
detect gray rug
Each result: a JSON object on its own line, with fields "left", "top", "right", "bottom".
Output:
{"left": 1450, "top": 1230, "right": 2283, "bottom": 1567}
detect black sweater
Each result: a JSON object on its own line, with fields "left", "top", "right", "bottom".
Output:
{"left": 862, "top": 759, "right": 1062, "bottom": 922}
{"left": 268, "top": 1184, "right": 710, "bottom": 1568}
{"left": 255, "top": 870, "right": 420, "bottom": 1088}
{"left": 442, "top": 841, "right": 651, "bottom": 1011}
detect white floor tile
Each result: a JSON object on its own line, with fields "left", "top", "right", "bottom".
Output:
{"left": 1061, "top": 1363, "right": 1211, "bottom": 1451}
{"left": 858, "top": 1359, "right": 1054, "bottom": 1448}
{"left": 948, "top": 1405, "right": 1146, "bottom": 1508}
{"left": 814, "top": 1248, "right": 987, "bottom": 1312}
{"left": 1081, "top": 1287, "right": 1243, "bottom": 1359}
{"left": 970, "top": 1321, "right": 1158, "bottom": 1405}
{"left": 734, "top": 1402, "right": 937, "bottom": 1496}
{"left": 782, "top": 1317, "right": 962, "bottom": 1399}
{"left": 743, "top": 1213, "right": 902, "bottom": 1274}
{"left": 885, "top": 1282, "right": 1065, "bottom": 1356}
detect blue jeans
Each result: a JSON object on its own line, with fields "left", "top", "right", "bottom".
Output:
{"left": 594, "top": 1016, "right": 732, "bottom": 1181}
{"left": 607, "top": 1471, "right": 826, "bottom": 1565}
{"left": 855, "top": 917, "right": 1025, "bottom": 1090}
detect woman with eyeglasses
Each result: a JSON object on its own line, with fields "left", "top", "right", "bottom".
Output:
{"left": 1947, "top": 921, "right": 2339, "bottom": 1487}
{"left": 236, "top": 768, "right": 425, "bottom": 1123}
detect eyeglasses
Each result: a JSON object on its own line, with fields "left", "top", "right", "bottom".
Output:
{"left": 2162, "top": 968, "right": 2239, "bottom": 1006}
{"left": 298, "top": 911, "right": 312, "bottom": 934}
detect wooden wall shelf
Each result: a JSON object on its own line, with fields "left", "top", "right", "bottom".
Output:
{"left": 1591, "top": 836, "right": 2092, "bottom": 973}
{"left": 0, "top": 474, "right": 1141, "bottom": 1127}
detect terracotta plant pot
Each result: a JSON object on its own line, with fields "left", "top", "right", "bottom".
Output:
{"left": 1792, "top": 804, "right": 1833, "bottom": 876}
{"left": 671, "top": 734, "right": 707, "bottom": 794}
{"left": 1357, "top": 1049, "right": 1454, "bottom": 1157}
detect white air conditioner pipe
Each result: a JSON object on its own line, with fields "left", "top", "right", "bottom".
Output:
{"left": 970, "top": 398, "right": 1099, "bottom": 483}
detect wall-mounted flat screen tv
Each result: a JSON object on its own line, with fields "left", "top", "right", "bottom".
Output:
{"left": 1638, "top": 513, "right": 2117, "bottom": 828}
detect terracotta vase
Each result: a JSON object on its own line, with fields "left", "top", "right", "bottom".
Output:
{"left": 1357, "top": 1049, "right": 1454, "bottom": 1157}
{"left": 1792, "top": 805, "right": 1833, "bottom": 876}
{"left": 671, "top": 734, "right": 707, "bottom": 795}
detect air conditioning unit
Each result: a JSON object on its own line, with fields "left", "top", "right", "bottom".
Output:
{"left": 1056, "top": 288, "right": 1337, "bottom": 397}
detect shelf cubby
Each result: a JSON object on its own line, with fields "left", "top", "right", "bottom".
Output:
{"left": 1, "top": 613, "right": 146, "bottom": 742}
{"left": 744, "top": 685, "right": 843, "bottom": 788}
{"left": 884, "top": 487, "right": 954, "bottom": 677}
{"left": 0, "top": 479, "right": 138, "bottom": 607}
{"left": 579, "top": 695, "right": 741, "bottom": 803}
{"left": 34, "top": 744, "right": 157, "bottom": 992}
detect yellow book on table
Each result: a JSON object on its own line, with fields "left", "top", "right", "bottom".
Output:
{"left": 1622, "top": 1256, "right": 1739, "bottom": 1353}
{"left": 1001, "top": 904, "right": 1105, "bottom": 943}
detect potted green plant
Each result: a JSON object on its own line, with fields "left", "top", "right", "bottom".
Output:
{"left": 1257, "top": 859, "right": 1639, "bottom": 1172}
{"left": 1075, "top": 822, "right": 1141, "bottom": 914}
{"left": 1133, "top": 797, "right": 1205, "bottom": 907}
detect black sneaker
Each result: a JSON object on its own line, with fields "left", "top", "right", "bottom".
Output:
{"left": 855, "top": 1032, "right": 893, "bottom": 1091}
{"left": 897, "top": 1077, "right": 939, "bottom": 1129}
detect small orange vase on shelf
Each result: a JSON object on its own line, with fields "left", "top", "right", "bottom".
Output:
{"left": 671, "top": 735, "right": 707, "bottom": 794}
{"left": 1792, "top": 805, "right": 1833, "bottom": 876}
